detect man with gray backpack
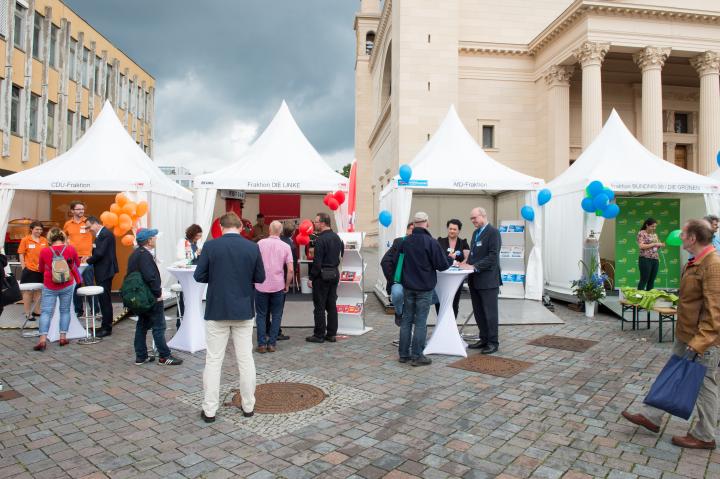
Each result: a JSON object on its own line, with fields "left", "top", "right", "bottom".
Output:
{"left": 125, "top": 228, "right": 182, "bottom": 366}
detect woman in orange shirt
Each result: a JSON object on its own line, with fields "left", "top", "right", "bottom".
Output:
{"left": 18, "top": 221, "right": 48, "bottom": 321}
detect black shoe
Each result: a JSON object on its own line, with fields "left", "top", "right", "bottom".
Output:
{"left": 468, "top": 341, "right": 488, "bottom": 350}
{"left": 241, "top": 407, "right": 254, "bottom": 418}
{"left": 480, "top": 345, "right": 498, "bottom": 355}
{"left": 200, "top": 410, "right": 215, "bottom": 423}
{"left": 394, "top": 314, "right": 402, "bottom": 327}
{"left": 96, "top": 329, "right": 112, "bottom": 338}
{"left": 277, "top": 334, "right": 290, "bottom": 341}
{"left": 305, "top": 336, "right": 324, "bottom": 343}
{"left": 411, "top": 356, "right": 432, "bottom": 367}
{"left": 135, "top": 355, "right": 155, "bottom": 365}
{"left": 159, "top": 356, "right": 184, "bottom": 365}
{"left": 398, "top": 357, "right": 410, "bottom": 363}
{"left": 324, "top": 335, "right": 337, "bottom": 342}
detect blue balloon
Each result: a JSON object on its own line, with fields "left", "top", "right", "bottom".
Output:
{"left": 717, "top": 150, "right": 720, "bottom": 168}
{"left": 602, "top": 203, "right": 620, "bottom": 219}
{"left": 378, "top": 210, "right": 392, "bottom": 227}
{"left": 603, "top": 187, "right": 615, "bottom": 201}
{"left": 581, "top": 197, "right": 595, "bottom": 213}
{"left": 587, "top": 180, "right": 604, "bottom": 197}
{"left": 538, "top": 188, "right": 552, "bottom": 206}
{"left": 399, "top": 164, "right": 412, "bottom": 183}
{"left": 593, "top": 193, "right": 610, "bottom": 211}
{"left": 520, "top": 205, "right": 535, "bottom": 222}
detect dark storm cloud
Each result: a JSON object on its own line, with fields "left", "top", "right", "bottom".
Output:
{"left": 64, "top": 0, "right": 359, "bottom": 169}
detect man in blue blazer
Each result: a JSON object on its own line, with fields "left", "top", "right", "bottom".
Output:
{"left": 460, "top": 207, "right": 502, "bottom": 354}
{"left": 193, "top": 212, "right": 265, "bottom": 423}
{"left": 86, "top": 216, "right": 119, "bottom": 337}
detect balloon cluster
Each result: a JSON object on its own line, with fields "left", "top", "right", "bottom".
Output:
{"left": 99, "top": 193, "right": 149, "bottom": 246}
{"left": 520, "top": 188, "right": 552, "bottom": 223}
{"left": 294, "top": 219, "right": 314, "bottom": 246}
{"left": 580, "top": 181, "right": 620, "bottom": 219}
{"left": 323, "top": 190, "right": 345, "bottom": 211}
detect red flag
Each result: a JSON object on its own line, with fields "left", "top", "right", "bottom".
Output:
{"left": 347, "top": 159, "right": 357, "bottom": 232}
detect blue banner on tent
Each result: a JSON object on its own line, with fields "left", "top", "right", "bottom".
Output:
{"left": 398, "top": 179, "right": 428, "bottom": 187}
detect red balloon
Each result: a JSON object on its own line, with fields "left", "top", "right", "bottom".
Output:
{"left": 327, "top": 198, "right": 339, "bottom": 211}
{"left": 295, "top": 234, "right": 310, "bottom": 246}
{"left": 333, "top": 190, "right": 345, "bottom": 205}
{"left": 299, "top": 219, "right": 314, "bottom": 236}
{"left": 211, "top": 218, "right": 222, "bottom": 239}
{"left": 323, "top": 193, "right": 333, "bottom": 206}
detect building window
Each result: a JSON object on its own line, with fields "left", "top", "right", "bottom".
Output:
{"left": 674, "top": 113, "right": 689, "bottom": 134}
{"left": 46, "top": 101, "right": 55, "bottom": 146}
{"left": 365, "top": 31, "right": 375, "bottom": 55}
{"left": 68, "top": 38, "right": 77, "bottom": 78}
{"left": 82, "top": 47, "right": 91, "bottom": 87}
{"left": 29, "top": 93, "right": 39, "bottom": 141}
{"left": 10, "top": 85, "right": 20, "bottom": 134}
{"left": 32, "top": 12, "right": 41, "bottom": 59}
{"left": 129, "top": 79, "right": 134, "bottom": 113}
{"left": 105, "top": 63, "right": 112, "bottom": 100}
{"left": 482, "top": 125, "right": 495, "bottom": 149}
{"left": 94, "top": 56, "right": 101, "bottom": 94}
{"left": 80, "top": 115, "right": 88, "bottom": 135}
{"left": 49, "top": 24, "right": 59, "bottom": 68}
{"left": 120, "top": 73, "right": 126, "bottom": 106}
{"left": 13, "top": 3, "right": 26, "bottom": 50}
{"left": 66, "top": 110, "right": 74, "bottom": 147}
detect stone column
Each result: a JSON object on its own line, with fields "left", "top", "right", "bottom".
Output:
{"left": 574, "top": 41, "right": 610, "bottom": 149}
{"left": 633, "top": 47, "right": 670, "bottom": 157}
{"left": 544, "top": 65, "right": 574, "bottom": 177}
{"left": 690, "top": 51, "right": 720, "bottom": 175}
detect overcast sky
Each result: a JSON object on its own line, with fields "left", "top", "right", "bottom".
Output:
{"left": 64, "top": 0, "right": 359, "bottom": 175}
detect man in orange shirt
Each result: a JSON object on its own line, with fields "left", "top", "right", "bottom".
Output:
{"left": 64, "top": 201, "right": 96, "bottom": 316}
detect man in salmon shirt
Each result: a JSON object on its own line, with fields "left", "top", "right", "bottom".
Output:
{"left": 64, "top": 201, "right": 96, "bottom": 316}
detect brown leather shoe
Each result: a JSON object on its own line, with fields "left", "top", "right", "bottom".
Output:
{"left": 672, "top": 433, "right": 716, "bottom": 449}
{"left": 267, "top": 345, "right": 276, "bottom": 353}
{"left": 256, "top": 345, "right": 267, "bottom": 353}
{"left": 621, "top": 411, "right": 660, "bottom": 433}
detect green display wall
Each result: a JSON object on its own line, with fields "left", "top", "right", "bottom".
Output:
{"left": 614, "top": 198, "right": 680, "bottom": 289}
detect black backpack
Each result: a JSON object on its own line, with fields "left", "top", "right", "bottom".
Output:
{"left": 120, "top": 271, "right": 156, "bottom": 313}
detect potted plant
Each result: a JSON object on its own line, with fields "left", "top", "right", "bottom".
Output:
{"left": 571, "top": 256, "right": 609, "bottom": 318}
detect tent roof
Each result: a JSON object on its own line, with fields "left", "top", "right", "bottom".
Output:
{"left": 194, "top": 101, "right": 348, "bottom": 192}
{"left": 548, "top": 109, "right": 720, "bottom": 196}
{"left": 0, "top": 101, "right": 192, "bottom": 202}
{"left": 385, "top": 105, "right": 544, "bottom": 194}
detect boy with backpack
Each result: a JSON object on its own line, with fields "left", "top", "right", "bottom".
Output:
{"left": 125, "top": 228, "right": 182, "bottom": 366}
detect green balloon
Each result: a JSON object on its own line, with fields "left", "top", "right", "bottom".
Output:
{"left": 595, "top": 209, "right": 603, "bottom": 216}
{"left": 666, "top": 229, "right": 682, "bottom": 246}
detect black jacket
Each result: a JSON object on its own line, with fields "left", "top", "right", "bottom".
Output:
{"left": 467, "top": 223, "right": 502, "bottom": 290}
{"left": 193, "top": 233, "right": 265, "bottom": 321}
{"left": 398, "top": 227, "right": 451, "bottom": 292}
{"left": 87, "top": 227, "right": 119, "bottom": 282}
{"left": 437, "top": 236, "right": 470, "bottom": 262}
{"left": 310, "top": 229, "right": 344, "bottom": 281}
{"left": 126, "top": 246, "right": 162, "bottom": 299}
{"left": 0, "top": 253, "right": 6, "bottom": 280}
{"left": 381, "top": 236, "right": 404, "bottom": 295}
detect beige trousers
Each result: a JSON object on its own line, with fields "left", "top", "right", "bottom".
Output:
{"left": 202, "top": 319, "right": 256, "bottom": 416}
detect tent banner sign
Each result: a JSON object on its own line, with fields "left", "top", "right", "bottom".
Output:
{"left": 397, "top": 179, "right": 428, "bottom": 187}
{"left": 614, "top": 197, "right": 680, "bottom": 289}
{"left": 608, "top": 182, "right": 720, "bottom": 193}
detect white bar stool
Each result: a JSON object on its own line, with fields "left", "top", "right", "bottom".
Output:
{"left": 19, "top": 282, "right": 43, "bottom": 338}
{"left": 76, "top": 285, "right": 104, "bottom": 345}
{"left": 170, "top": 283, "right": 183, "bottom": 329}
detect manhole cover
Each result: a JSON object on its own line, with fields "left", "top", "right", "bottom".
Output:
{"left": 448, "top": 355, "right": 533, "bottom": 378}
{"left": 527, "top": 335, "right": 597, "bottom": 352}
{"left": 224, "top": 382, "right": 326, "bottom": 414}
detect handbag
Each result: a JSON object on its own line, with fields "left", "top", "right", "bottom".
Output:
{"left": 393, "top": 253, "right": 405, "bottom": 283}
{"left": 320, "top": 266, "right": 339, "bottom": 281}
{"left": 644, "top": 352, "right": 707, "bottom": 420}
{"left": 1, "top": 273, "right": 22, "bottom": 307}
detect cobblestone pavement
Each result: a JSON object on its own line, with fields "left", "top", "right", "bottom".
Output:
{"left": 1, "top": 299, "right": 719, "bottom": 479}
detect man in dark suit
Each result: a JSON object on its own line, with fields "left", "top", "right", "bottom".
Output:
{"left": 460, "top": 207, "right": 502, "bottom": 354}
{"left": 194, "top": 212, "right": 265, "bottom": 423}
{"left": 86, "top": 216, "right": 119, "bottom": 337}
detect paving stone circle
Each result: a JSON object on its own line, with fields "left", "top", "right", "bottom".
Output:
{"left": 527, "top": 334, "right": 598, "bottom": 352}
{"left": 448, "top": 354, "right": 534, "bottom": 377}
{"left": 225, "top": 382, "right": 327, "bottom": 414}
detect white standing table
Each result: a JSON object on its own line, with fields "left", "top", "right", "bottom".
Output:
{"left": 424, "top": 268, "right": 471, "bottom": 357}
{"left": 47, "top": 264, "right": 88, "bottom": 342}
{"left": 166, "top": 266, "right": 207, "bottom": 353}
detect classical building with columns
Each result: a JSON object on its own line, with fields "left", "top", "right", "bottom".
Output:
{"left": 354, "top": 0, "right": 720, "bottom": 236}
{"left": 0, "top": 0, "right": 155, "bottom": 176}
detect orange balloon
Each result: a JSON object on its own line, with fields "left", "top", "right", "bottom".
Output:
{"left": 115, "top": 193, "right": 128, "bottom": 207}
{"left": 136, "top": 201, "right": 148, "bottom": 217}
{"left": 113, "top": 226, "right": 126, "bottom": 237}
{"left": 109, "top": 203, "right": 122, "bottom": 215}
{"left": 100, "top": 211, "right": 118, "bottom": 228}
{"left": 122, "top": 202, "right": 136, "bottom": 216}
{"left": 121, "top": 235, "right": 135, "bottom": 247}
{"left": 118, "top": 213, "right": 132, "bottom": 231}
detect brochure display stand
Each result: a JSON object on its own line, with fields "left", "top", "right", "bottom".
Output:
{"left": 336, "top": 232, "right": 372, "bottom": 335}
{"left": 499, "top": 220, "right": 525, "bottom": 299}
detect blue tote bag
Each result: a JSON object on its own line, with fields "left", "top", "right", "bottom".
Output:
{"left": 644, "top": 353, "right": 707, "bottom": 420}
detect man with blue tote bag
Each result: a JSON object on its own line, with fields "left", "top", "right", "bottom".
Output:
{"left": 622, "top": 219, "right": 720, "bottom": 450}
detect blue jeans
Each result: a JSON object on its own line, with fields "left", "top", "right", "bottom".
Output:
{"left": 391, "top": 283, "right": 404, "bottom": 316}
{"left": 133, "top": 301, "right": 171, "bottom": 359}
{"left": 39, "top": 284, "right": 75, "bottom": 335}
{"left": 255, "top": 290, "right": 285, "bottom": 346}
{"left": 399, "top": 288, "right": 433, "bottom": 360}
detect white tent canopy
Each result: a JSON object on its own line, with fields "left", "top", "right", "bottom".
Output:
{"left": 707, "top": 169, "right": 720, "bottom": 216}
{"left": 378, "top": 105, "right": 546, "bottom": 300}
{"left": 544, "top": 109, "right": 720, "bottom": 296}
{"left": 0, "top": 101, "right": 193, "bottom": 284}
{"left": 193, "top": 101, "right": 349, "bottom": 236}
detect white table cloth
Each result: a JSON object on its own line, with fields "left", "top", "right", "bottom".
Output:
{"left": 47, "top": 264, "right": 88, "bottom": 342}
{"left": 424, "top": 268, "right": 471, "bottom": 357}
{"left": 167, "top": 266, "right": 207, "bottom": 353}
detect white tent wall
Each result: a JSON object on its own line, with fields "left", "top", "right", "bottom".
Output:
{"left": 151, "top": 192, "right": 193, "bottom": 287}
{"left": 544, "top": 191, "right": 585, "bottom": 297}
{"left": 376, "top": 186, "right": 412, "bottom": 298}
{"left": 194, "top": 188, "right": 217, "bottom": 244}
{"left": 411, "top": 194, "right": 493, "bottom": 238}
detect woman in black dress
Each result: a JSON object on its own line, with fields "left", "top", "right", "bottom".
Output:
{"left": 437, "top": 219, "right": 470, "bottom": 318}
